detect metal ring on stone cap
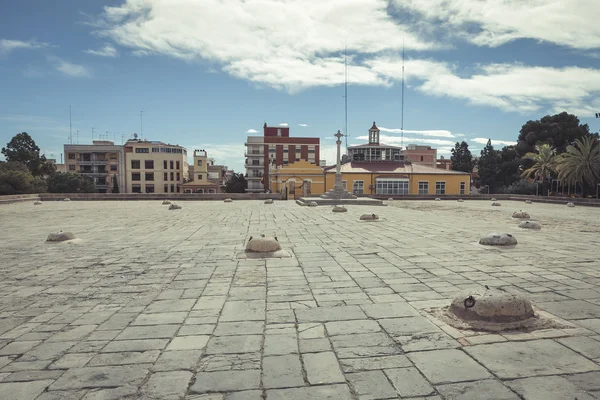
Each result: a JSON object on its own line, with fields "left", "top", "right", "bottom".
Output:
{"left": 464, "top": 296, "right": 476, "bottom": 308}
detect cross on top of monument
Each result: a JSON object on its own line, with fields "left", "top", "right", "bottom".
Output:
{"left": 335, "top": 130, "right": 343, "bottom": 140}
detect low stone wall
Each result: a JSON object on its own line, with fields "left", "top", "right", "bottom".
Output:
{"left": 0, "top": 194, "right": 41, "bottom": 205}
{"left": 369, "top": 194, "right": 503, "bottom": 201}
{"left": 38, "top": 193, "right": 283, "bottom": 201}
{"left": 508, "top": 195, "right": 600, "bottom": 207}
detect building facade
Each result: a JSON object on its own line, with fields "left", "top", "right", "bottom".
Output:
{"left": 123, "top": 139, "right": 187, "bottom": 194}
{"left": 324, "top": 162, "right": 471, "bottom": 196}
{"left": 347, "top": 122, "right": 404, "bottom": 162}
{"left": 404, "top": 145, "right": 438, "bottom": 168}
{"left": 64, "top": 141, "right": 125, "bottom": 193}
{"left": 245, "top": 123, "right": 320, "bottom": 192}
{"left": 182, "top": 150, "right": 223, "bottom": 193}
{"left": 269, "top": 160, "right": 325, "bottom": 198}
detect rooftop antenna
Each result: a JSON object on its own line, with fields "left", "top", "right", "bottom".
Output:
{"left": 92, "top": 127, "right": 95, "bottom": 142}
{"left": 76, "top": 130, "right": 79, "bottom": 144}
{"left": 401, "top": 40, "right": 405, "bottom": 148}
{"left": 121, "top": 134, "right": 124, "bottom": 145}
{"left": 69, "top": 105, "right": 72, "bottom": 144}
{"left": 343, "top": 45, "right": 349, "bottom": 151}
{"left": 140, "top": 111, "right": 144, "bottom": 139}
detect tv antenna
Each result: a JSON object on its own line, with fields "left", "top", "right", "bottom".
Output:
{"left": 401, "top": 40, "right": 405, "bottom": 148}
{"left": 140, "top": 111, "right": 144, "bottom": 139}
{"left": 69, "top": 105, "right": 72, "bottom": 144}
{"left": 92, "top": 127, "right": 95, "bottom": 142}
{"left": 76, "top": 130, "right": 79, "bottom": 144}
{"left": 342, "top": 45, "right": 349, "bottom": 151}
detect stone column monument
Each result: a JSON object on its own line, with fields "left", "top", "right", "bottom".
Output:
{"left": 322, "top": 130, "right": 354, "bottom": 200}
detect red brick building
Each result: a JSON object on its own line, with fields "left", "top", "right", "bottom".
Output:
{"left": 245, "top": 123, "right": 320, "bottom": 192}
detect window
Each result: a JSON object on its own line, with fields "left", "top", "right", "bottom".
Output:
{"left": 376, "top": 179, "right": 409, "bottom": 195}
{"left": 296, "top": 158, "right": 300, "bottom": 162}
{"left": 420, "top": 156, "right": 424, "bottom": 161}
{"left": 170, "top": 172, "right": 174, "bottom": 181}
{"left": 198, "top": 174, "right": 202, "bottom": 180}
{"left": 132, "top": 184, "right": 141, "bottom": 193}
{"left": 170, "top": 184, "right": 175, "bottom": 193}
{"left": 176, "top": 172, "right": 180, "bottom": 181}
{"left": 164, "top": 184, "right": 168, "bottom": 193}
{"left": 252, "top": 159, "right": 259, "bottom": 165}
{"left": 170, "top": 161, "right": 174, "bottom": 169}
{"left": 418, "top": 181, "right": 429, "bottom": 195}
{"left": 145, "top": 173, "right": 154, "bottom": 181}
{"left": 164, "top": 172, "right": 168, "bottom": 181}
{"left": 174, "top": 161, "right": 179, "bottom": 170}
{"left": 436, "top": 181, "right": 446, "bottom": 195}
{"left": 145, "top": 160, "right": 154, "bottom": 169}
{"left": 132, "top": 173, "right": 141, "bottom": 181}
{"left": 277, "top": 128, "right": 281, "bottom": 136}
{"left": 353, "top": 181, "right": 364, "bottom": 194}
{"left": 69, "top": 164, "right": 76, "bottom": 171}
{"left": 283, "top": 161, "right": 288, "bottom": 165}
{"left": 135, "top": 148, "right": 149, "bottom": 153}
{"left": 308, "top": 149, "right": 315, "bottom": 153}
{"left": 196, "top": 189, "right": 204, "bottom": 194}
{"left": 145, "top": 184, "right": 155, "bottom": 193}
{"left": 68, "top": 153, "right": 76, "bottom": 160}
{"left": 283, "top": 149, "right": 288, "bottom": 153}
{"left": 131, "top": 160, "right": 140, "bottom": 169}
{"left": 163, "top": 160, "right": 168, "bottom": 169}
{"left": 110, "top": 153, "right": 117, "bottom": 160}
{"left": 342, "top": 180, "right": 347, "bottom": 189}
{"left": 110, "top": 164, "right": 117, "bottom": 171}
{"left": 208, "top": 189, "right": 216, "bottom": 194}
{"left": 460, "top": 182, "right": 466, "bottom": 195}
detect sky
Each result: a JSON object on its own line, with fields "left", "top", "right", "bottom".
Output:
{"left": 1, "top": 0, "right": 600, "bottom": 173}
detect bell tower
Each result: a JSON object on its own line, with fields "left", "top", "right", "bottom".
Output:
{"left": 368, "top": 121, "right": 380, "bottom": 145}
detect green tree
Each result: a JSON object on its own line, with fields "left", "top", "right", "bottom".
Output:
{"left": 0, "top": 161, "right": 46, "bottom": 194}
{"left": 112, "top": 174, "right": 120, "bottom": 193}
{"left": 1, "top": 132, "right": 55, "bottom": 176}
{"left": 477, "top": 139, "right": 500, "bottom": 193}
{"left": 450, "top": 141, "right": 475, "bottom": 173}
{"left": 223, "top": 173, "right": 247, "bottom": 193}
{"left": 556, "top": 136, "right": 600, "bottom": 196}
{"left": 496, "top": 146, "right": 521, "bottom": 188}
{"left": 516, "top": 112, "right": 591, "bottom": 158}
{"left": 520, "top": 143, "right": 556, "bottom": 183}
{"left": 46, "top": 172, "right": 96, "bottom": 193}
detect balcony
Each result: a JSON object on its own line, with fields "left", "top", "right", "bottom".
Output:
{"left": 246, "top": 164, "right": 263, "bottom": 168}
{"left": 244, "top": 152, "right": 264, "bottom": 157}
{"left": 246, "top": 174, "right": 263, "bottom": 180}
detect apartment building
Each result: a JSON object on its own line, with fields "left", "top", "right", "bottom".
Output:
{"left": 64, "top": 141, "right": 125, "bottom": 193}
{"left": 182, "top": 149, "right": 223, "bottom": 193}
{"left": 123, "top": 139, "right": 187, "bottom": 193}
{"left": 404, "top": 144, "right": 438, "bottom": 168}
{"left": 245, "top": 122, "right": 320, "bottom": 192}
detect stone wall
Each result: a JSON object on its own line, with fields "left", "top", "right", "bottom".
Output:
{"left": 0, "top": 194, "right": 41, "bottom": 205}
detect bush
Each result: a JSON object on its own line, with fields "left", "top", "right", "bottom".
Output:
{"left": 0, "top": 161, "right": 46, "bottom": 194}
{"left": 501, "top": 179, "right": 537, "bottom": 195}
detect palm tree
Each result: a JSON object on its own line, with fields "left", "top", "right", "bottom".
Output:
{"left": 556, "top": 135, "right": 600, "bottom": 196}
{"left": 520, "top": 143, "right": 556, "bottom": 183}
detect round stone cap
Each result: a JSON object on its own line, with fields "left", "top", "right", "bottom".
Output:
{"left": 332, "top": 205, "right": 347, "bottom": 212}
{"left": 448, "top": 287, "right": 534, "bottom": 323}
{"left": 162, "top": 200, "right": 172, "bottom": 205}
{"left": 434, "top": 198, "right": 441, "bottom": 201}
{"left": 491, "top": 202, "right": 501, "bottom": 206}
{"left": 169, "top": 204, "right": 181, "bottom": 210}
{"left": 491, "top": 198, "right": 497, "bottom": 201}
{"left": 360, "top": 214, "right": 379, "bottom": 221}
{"left": 246, "top": 235, "right": 282, "bottom": 253}
{"left": 264, "top": 199, "right": 274, "bottom": 204}
{"left": 224, "top": 198, "right": 233, "bottom": 203}
{"left": 63, "top": 198, "right": 71, "bottom": 201}
{"left": 479, "top": 233, "right": 517, "bottom": 246}
{"left": 457, "top": 199, "right": 464, "bottom": 202}
{"left": 512, "top": 210, "right": 530, "bottom": 219}
{"left": 388, "top": 198, "right": 394, "bottom": 201}
{"left": 34, "top": 201, "right": 42, "bottom": 205}
{"left": 308, "top": 201, "right": 318, "bottom": 207}
{"left": 47, "top": 231, "right": 75, "bottom": 242}
{"left": 519, "top": 221, "right": 541, "bottom": 230}
{"left": 525, "top": 199, "right": 532, "bottom": 204}
{"left": 567, "top": 202, "right": 575, "bottom": 207}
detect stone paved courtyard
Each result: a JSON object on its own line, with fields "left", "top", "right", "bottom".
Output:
{"left": 1, "top": 199, "right": 600, "bottom": 400}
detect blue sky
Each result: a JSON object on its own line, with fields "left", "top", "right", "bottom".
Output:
{"left": 1, "top": 0, "right": 599, "bottom": 173}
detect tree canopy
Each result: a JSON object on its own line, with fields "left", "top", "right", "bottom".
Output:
{"left": 1, "top": 132, "right": 55, "bottom": 176}
{"left": 556, "top": 136, "right": 600, "bottom": 195}
{"left": 0, "top": 161, "right": 46, "bottom": 195}
{"left": 112, "top": 174, "right": 120, "bottom": 193}
{"left": 46, "top": 172, "right": 96, "bottom": 193}
{"left": 477, "top": 139, "right": 499, "bottom": 193}
{"left": 450, "top": 141, "right": 475, "bottom": 173}
{"left": 223, "top": 173, "right": 247, "bottom": 193}
{"left": 516, "top": 112, "right": 591, "bottom": 158}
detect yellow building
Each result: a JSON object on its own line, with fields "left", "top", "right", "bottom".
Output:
{"left": 182, "top": 150, "right": 222, "bottom": 193}
{"left": 124, "top": 139, "right": 188, "bottom": 193}
{"left": 269, "top": 160, "right": 325, "bottom": 198}
{"left": 325, "top": 162, "right": 471, "bottom": 196}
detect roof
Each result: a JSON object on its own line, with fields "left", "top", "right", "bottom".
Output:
{"left": 370, "top": 121, "right": 379, "bottom": 131}
{"left": 348, "top": 143, "right": 402, "bottom": 149}
{"left": 325, "top": 161, "right": 470, "bottom": 175}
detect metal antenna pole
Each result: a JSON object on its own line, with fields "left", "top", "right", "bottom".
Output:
{"left": 401, "top": 40, "right": 405, "bottom": 148}
{"left": 140, "top": 111, "right": 144, "bottom": 139}
{"left": 92, "top": 127, "right": 95, "bottom": 142}
{"left": 76, "top": 130, "right": 79, "bottom": 144}
{"left": 344, "top": 46, "right": 348, "bottom": 151}
{"left": 69, "top": 105, "right": 72, "bottom": 144}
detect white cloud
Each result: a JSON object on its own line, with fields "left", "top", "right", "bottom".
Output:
{"left": 279, "top": 123, "right": 289, "bottom": 127}
{"left": 392, "top": 0, "right": 600, "bottom": 49}
{"left": 379, "top": 127, "right": 455, "bottom": 138}
{"left": 455, "top": 133, "right": 466, "bottom": 137}
{"left": 299, "top": 124, "right": 308, "bottom": 127}
{"left": 246, "top": 129, "right": 258, "bottom": 134}
{"left": 91, "top": 0, "right": 600, "bottom": 113}
{"left": 85, "top": 44, "right": 117, "bottom": 57}
{"left": 357, "top": 134, "right": 455, "bottom": 147}
{"left": 471, "top": 138, "right": 517, "bottom": 146}
{"left": 54, "top": 60, "right": 92, "bottom": 77}
{"left": 0, "top": 39, "right": 50, "bottom": 54}
{"left": 187, "top": 143, "right": 246, "bottom": 173}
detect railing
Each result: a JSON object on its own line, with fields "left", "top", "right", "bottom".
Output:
{"left": 244, "top": 153, "right": 264, "bottom": 157}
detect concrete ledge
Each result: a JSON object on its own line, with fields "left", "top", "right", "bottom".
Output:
{"left": 38, "top": 193, "right": 282, "bottom": 201}
{"left": 0, "top": 194, "right": 41, "bottom": 205}
{"left": 298, "top": 197, "right": 385, "bottom": 206}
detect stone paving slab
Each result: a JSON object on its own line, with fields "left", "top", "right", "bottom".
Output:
{"left": 1, "top": 200, "right": 600, "bottom": 399}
